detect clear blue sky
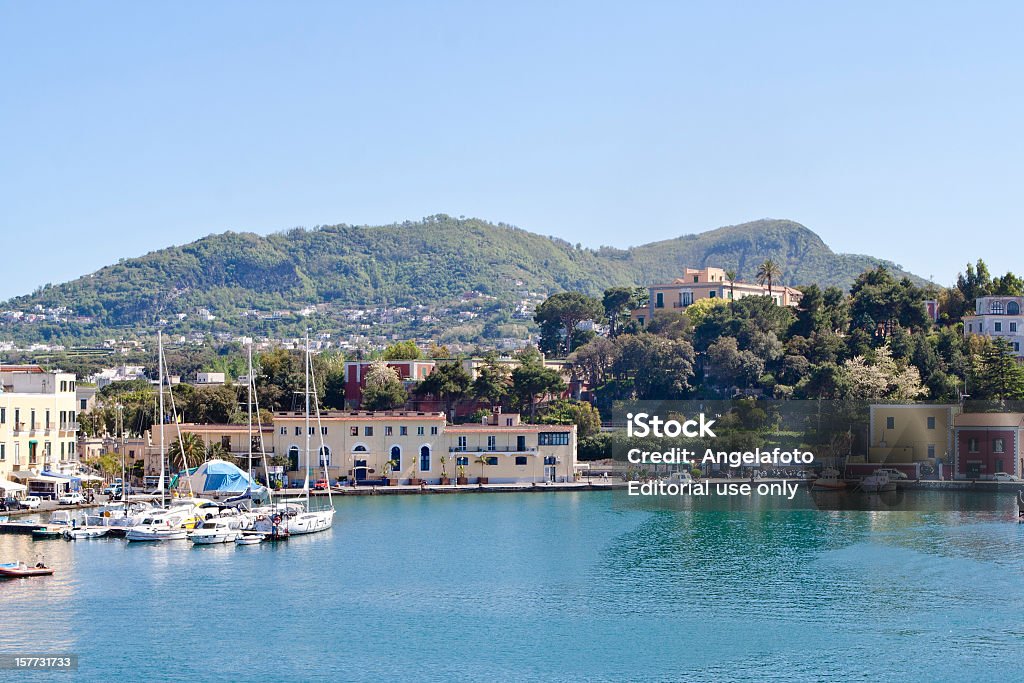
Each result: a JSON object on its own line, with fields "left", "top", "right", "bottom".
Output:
{"left": 2, "top": 1, "right": 1022, "bottom": 300}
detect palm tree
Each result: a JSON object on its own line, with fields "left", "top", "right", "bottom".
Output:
{"left": 167, "top": 432, "right": 204, "bottom": 471}
{"left": 474, "top": 454, "right": 490, "bottom": 484}
{"left": 756, "top": 260, "right": 782, "bottom": 297}
{"left": 725, "top": 269, "right": 737, "bottom": 308}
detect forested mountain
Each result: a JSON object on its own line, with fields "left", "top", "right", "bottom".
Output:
{"left": 2, "top": 215, "right": 923, "bottom": 342}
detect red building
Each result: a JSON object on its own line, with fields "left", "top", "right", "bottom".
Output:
{"left": 343, "top": 361, "right": 435, "bottom": 408}
{"left": 953, "top": 412, "right": 1024, "bottom": 480}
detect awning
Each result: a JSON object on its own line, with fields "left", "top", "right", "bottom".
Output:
{"left": 0, "top": 478, "right": 27, "bottom": 492}
{"left": 76, "top": 474, "right": 104, "bottom": 482}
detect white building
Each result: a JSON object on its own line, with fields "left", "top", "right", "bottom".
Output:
{"left": 963, "top": 296, "right": 1024, "bottom": 357}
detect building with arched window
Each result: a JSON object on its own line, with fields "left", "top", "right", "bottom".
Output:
{"left": 963, "top": 296, "right": 1024, "bottom": 358}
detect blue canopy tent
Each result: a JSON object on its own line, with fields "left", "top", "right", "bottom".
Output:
{"left": 179, "top": 460, "right": 266, "bottom": 497}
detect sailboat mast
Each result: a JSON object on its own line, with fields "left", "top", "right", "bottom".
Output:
{"left": 304, "top": 330, "right": 311, "bottom": 504}
{"left": 247, "top": 342, "right": 254, "bottom": 481}
{"left": 158, "top": 330, "right": 166, "bottom": 508}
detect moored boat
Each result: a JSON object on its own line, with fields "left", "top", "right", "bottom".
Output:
{"left": 811, "top": 469, "right": 847, "bottom": 491}
{"left": 63, "top": 526, "right": 109, "bottom": 540}
{"left": 0, "top": 562, "right": 55, "bottom": 578}
{"left": 189, "top": 518, "right": 242, "bottom": 545}
{"left": 861, "top": 471, "right": 897, "bottom": 493}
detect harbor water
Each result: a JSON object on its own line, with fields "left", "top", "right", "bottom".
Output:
{"left": 2, "top": 490, "right": 1024, "bottom": 681}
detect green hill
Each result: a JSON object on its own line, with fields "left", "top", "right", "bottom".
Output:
{"left": 1, "top": 215, "right": 923, "bottom": 343}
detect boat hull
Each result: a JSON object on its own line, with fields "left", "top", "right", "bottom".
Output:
{"left": 63, "top": 527, "right": 109, "bottom": 540}
{"left": 285, "top": 510, "right": 335, "bottom": 535}
{"left": 189, "top": 532, "right": 239, "bottom": 545}
{"left": 125, "top": 529, "right": 188, "bottom": 542}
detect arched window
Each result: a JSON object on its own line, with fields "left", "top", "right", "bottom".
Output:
{"left": 390, "top": 445, "right": 401, "bottom": 471}
{"left": 288, "top": 445, "right": 300, "bottom": 471}
{"left": 352, "top": 444, "right": 367, "bottom": 452}
{"left": 1008, "top": 301, "right": 1021, "bottom": 315}
{"left": 419, "top": 445, "right": 431, "bottom": 472}
{"left": 991, "top": 301, "right": 1005, "bottom": 314}
{"left": 319, "top": 445, "right": 331, "bottom": 467}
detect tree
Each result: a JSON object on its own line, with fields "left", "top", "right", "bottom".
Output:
{"left": 510, "top": 355, "right": 565, "bottom": 419}
{"left": 472, "top": 358, "right": 512, "bottom": 406}
{"left": 361, "top": 360, "right": 408, "bottom": 410}
{"left": 534, "top": 292, "right": 604, "bottom": 356}
{"left": 382, "top": 341, "right": 421, "bottom": 360}
{"left": 602, "top": 286, "right": 646, "bottom": 338}
{"left": 724, "top": 269, "right": 737, "bottom": 308}
{"left": 537, "top": 399, "right": 601, "bottom": 438}
{"left": 972, "top": 338, "right": 1024, "bottom": 401}
{"left": 415, "top": 361, "right": 471, "bottom": 419}
{"left": 167, "top": 432, "right": 205, "bottom": 471}
{"left": 756, "top": 260, "right": 782, "bottom": 296}
{"left": 842, "top": 345, "right": 927, "bottom": 401}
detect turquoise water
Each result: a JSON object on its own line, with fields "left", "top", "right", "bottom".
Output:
{"left": 3, "top": 490, "right": 1024, "bottom": 681}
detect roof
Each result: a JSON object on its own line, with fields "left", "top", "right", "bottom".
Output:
{"left": 954, "top": 413, "right": 1024, "bottom": 428}
{"left": 447, "top": 425, "right": 574, "bottom": 433}
{"left": 274, "top": 411, "right": 445, "bottom": 421}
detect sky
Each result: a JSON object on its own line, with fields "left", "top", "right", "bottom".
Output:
{"left": 2, "top": 1, "right": 1022, "bottom": 300}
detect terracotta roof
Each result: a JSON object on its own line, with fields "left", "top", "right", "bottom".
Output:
{"left": 274, "top": 411, "right": 444, "bottom": 421}
{"left": 954, "top": 413, "right": 1024, "bottom": 428}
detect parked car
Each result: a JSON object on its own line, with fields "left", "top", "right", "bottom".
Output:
{"left": 313, "top": 479, "right": 329, "bottom": 491}
{"left": 58, "top": 492, "right": 86, "bottom": 505}
{"left": 874, "top": 468, "right": 909, "bottom": 480}
{"left": 21, "top": 496, "right": 42, "bottom": 509}
{"left": 993, "top": 472, "right": 1020, "bottom": 482}
{"left": 1, "top": 497, "right": 25, "bottom": 511}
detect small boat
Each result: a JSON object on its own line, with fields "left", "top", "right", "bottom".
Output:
{"left": 0, "top": 562, "right": 55, "bottom": 578}
{"left": 811, "top": 469, "right": 847, "bottom": 491}
{"left": 31, "top": 528, "right": 64, "bottom": 540}
{"left": 235, "top": 533, "right": 264, "bottom": 545}
{"left": 63, "top": 527, "right": 109, "bottom": 540}
{"left": 861, "top": 471, "right": 897, "bottom": 493}
{"left": 189, "top": 518, "right": 242, "bottom": 545}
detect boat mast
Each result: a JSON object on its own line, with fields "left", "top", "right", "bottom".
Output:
{"left": 247, "top": 342, "right": 254, "bottom": 482}
{"left": 303, "top": 330, "right": 311, "bottom": 507}
{"left": 158, "top": 330, "right": 166, "bottom": 508}
{"left": 118, "top": 403, "right": 125, "bottom": 504}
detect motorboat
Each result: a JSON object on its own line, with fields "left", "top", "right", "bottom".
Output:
{"left": 861, "top": 471, "right": 897, "bottom": 493}
{"left": 0, "top": 562, "right": 55, "bottom": 578}
{"left": 811, "top": 469, "right": 847, "bottom": 491}
{"left": 31, "top": 528, "right": 64, "bottom": 540}
{"left": 663, "top": 471, "right": 694, "bottom": 485}
{"left": 63, "top": 527, "right": 109, "bottom": 540}
{"left": 189, "top": 518, "right": 242, "bottom": 545}
{"left": 125, "top": 507, "right": 197, "bottom": 542}
{"left": 235, "top": 533, "right": 264, "bottom": 545}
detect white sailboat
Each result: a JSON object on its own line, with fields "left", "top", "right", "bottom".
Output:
{"left": 285, "top": 331, "right": 336, "bottom": 536}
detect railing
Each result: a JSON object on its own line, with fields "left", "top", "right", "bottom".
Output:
{"left": 59, "top": 422, "right": 80, "bottom": 432}
{"left": 448, "top": 446, "right": 537, "bottom": 453}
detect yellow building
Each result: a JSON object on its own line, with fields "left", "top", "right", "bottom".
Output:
{"left": 0, "top": 365, "right": 80, "bottom": 498}
{"left": 146, "top": 423, "right": 277, "bottom": 477}
{"left": 638, "top": 266, "right": 803, "bottom": 322}
{"left": 867, "top": 404, "right": 959, "bottom": 464}
{"left": 270, "top": 408, "right": 577, "bottom": 485}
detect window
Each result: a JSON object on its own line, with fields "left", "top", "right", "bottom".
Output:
{"left": 487, "top": 436, "right": 496, "bottom": 451}
{"left": 321, "top": 426, "right": 328, "bottom": 435}
{"left": 996, "top": 459, "right": 1004, "bottom": 473}
{"left": 1011, "top": 322, "right": 1018, "bottom": 332}
{"left": 385, "top": 426, "right": 393, "bottom": 436}
{"left": 294, "top": 427, "right": 301, "bottom": 436}
{"left": 350, "top": 426, "right": 358, "bottom": 436}
{"left": 431, "top": 426, "right": 438, "bottom": 435}
{"left": 457, "top": 436, "right": 467, "bottom": 450}
{"left": 221, "top": 436, "right": 231, "bottom": 449}
{"left": 539, "top": 432, "right": 570, "bottom": 446}
{"left": 319, "top": 446, "right": 331, "bottom": 466}
{"left": 995, "top": 322, "right": 1002, "bottom": 332}
{"left": 400, "top": 426, "right": 408, "bottom": 436}
{"left": 364, "top": 426, "right": 373, "bottom": 436}
{"left": 927, "top": 444, "right": 936, "bottom": 459}
{"left": 417, "top": 427, "right": 425, "bottom": 436}
{"left": 14, "top": 443, "right": 20, "bottom": 465}
{"left": 655, "top": 292, "right": 664, "bottom": 308}
{"left": 506, "top": 418, "right": 513, "bottom": 426}
{"left": 927, "top": 417, "right": 936, "bottom": 430}
{"left": 517, "top": 435, "right": 527, "bottom": 451}
{"left": 280, "top": 427, "right": 286, "bottom": 435}
{"left": 693, "top": 276, "right": 698, "bottom": 283}
{"left": 709, "top": 290, "right": 716, "bottom": 298}
{"left": 543, "top": 456, "right": 557, "bottom": 465}
{"left": 994, "top": 438, "right": 1005, "bottom": 454}
{"left": 515, "top": 456, "right": 528, "bottom": 466}
{"left": 886, "top": 417, "right": 895, "bottom": 430}
{"left": 288, "top": 445, "right": 300, "bottom": 470}
{"left": 968, "top": 437, "right": 979, "bottom": 453}
{"left": 390, "top": 445, "right": 401, "bottom": 471}
{"left": 1009, "top": 301, "right": 1021, "bottom": 315}
{"left": 0, "top": 444, "right": 4, "bottom": 461}
{"left": 0, "top": 408, "right": 4, "bottom": 424}
{"left": 456, "top": 456, "right": 469, "bottom": 466}
{"left": 419, "top": 446, "right": 431, "bottom": 471}
{"left": 991, "top": 301, "right": 1005, "bottom": 314}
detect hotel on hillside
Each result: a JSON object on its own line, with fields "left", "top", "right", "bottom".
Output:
{"left": 632, "top": 266, "right": 803, "bottom": 326}
{"left": 962, "top": 295, "right": 1024, "bottom": 357}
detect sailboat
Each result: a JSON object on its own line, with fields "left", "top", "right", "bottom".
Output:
{"left": 284, "top": 331, "right": 336, "bottom": 536}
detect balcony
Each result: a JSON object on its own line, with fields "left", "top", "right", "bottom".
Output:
{"left": 448, "top": 446, "right": 536, "bottom": 454}
{"left": 59, "top": 421, "right": 80, "bottom": 433}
